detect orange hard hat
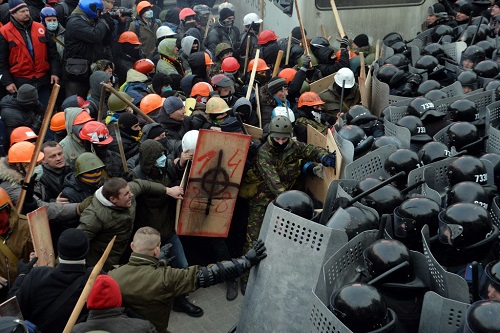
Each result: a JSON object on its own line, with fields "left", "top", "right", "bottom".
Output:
{"left": 278, "top": 68, "right": 297, "bottom": 84}
{"left": 118, "top": 31, "right": 141, "bottom": 45}
{"left": 179, "top": 7, "right": 196, "bottom": 21}
{"left": 335, "top": 50, "right": 357, "bottom": 61}
{"left": 247, "top": 58, "right": 270, "bottom": 72}
{"left": 204, "top": 52, "right": 214, "bottom": 65}
{"left": 257, "top": 30, "right": 279, "bottom": 45}
{"left": 8, "top": 142, "right": 44, "bottom": 164}
{"left": 0, "top": 187, "right": 12, "bottom": 210}
{"left": 298, "top": 92, "right": 325, "bottom": 108}
{"left": 73, "top": 110, "right": 94, "bottom": 125}
{"left": 221, "top": 56, "right": 240, "bottom": 73}
{"left": 133, "top": 59, "right": 155, "bottom": 75}
{"left": 50, "top": 112, "right": 66, "bottom": 132}
{"left": 10, "top": 126, "right": 38, "bottom": 146}
{"left": 190, "top": 82, "right": 213, "bottom": 97}
{"left": 136, "top": 1, "right": 152, "bottom": 15}
{"left": 140, "top": 94, "right": 164, "bottom": 114}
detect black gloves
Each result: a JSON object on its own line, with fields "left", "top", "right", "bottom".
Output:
{"left": 300, "top": 54, "right": 311, "bottom": 71}
{"left": 339, "top": 36, "right": 349, "bottom": 50}
{"left": 121, "top": 171, "right": 135, "bottom": 182}
{"left": 18, "top": 257, "right": 37, "bottom": 275}
{"left": 158, "top": 243, "right": 176, "bottom": 265}
{"left": 321, "top": 153, "right": 337, "bottom": 168}
{"left": 21, "top": 175, "right": 37, "bottom": 204}
{"left": 244, "top": 239, "right": 267, "bottom": 267}
{"left": 100, "top": 12, "right": 114, "bottom": 31}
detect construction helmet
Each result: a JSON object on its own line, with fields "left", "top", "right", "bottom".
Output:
{"left": 140, "top": 94, "right": 163, "bottom": 114}
{"left": 204, "top": 52, "right": 214, "bottom": 65}
{"left": 269, "top": 116, "right": 293, "bottom": 138}
{"left": 334, "top": 68, "right": 355, "bottom": 88}
{"left": 75, "top": 152, "right": 105, "bottom": 177}
{"left": 107, "top": 92, "right": 133, "bottom": 112}
{"left": 0, "top": 188, "right": 12, "bottom": 210}
{"left": 205, "top": 97, "right": 231, "bottom": 114}
{"left": 247, "top": 58, "right": 270, "bottom": 72}
{"left": 117, "top": 31, "right": 141, "bottom": 45}
{"left": 73, "top": 110, "right": 93, "bottom": 125}
{"left": 182, "top": 130, "right": 199, "bottom": 152}
{"left": 218, "top": 2, "right": 234, "bottom": 12}
{"left": 8, "top": 142, "right": 44, "bottom": 163}
{"left": 215, "top": 43, "right": 233, "bottom": 59}
{"left": 78, "top": 0, "right": 103, "bottom": 19}
{"left": 79, "top": 121, "right": 113, "bottom": 145}
{"left": 298, "top": 92, "right": 324, "bottom": 108}
{"left": 156, "top": 26, "right": 175, "bottom": 39}
{"left": 136, "top": 1, "right": 152, "bottom": 16}
{"left": 243, "top": 12, "right": 262, "bottom": 26}
{"left": 278, "top": 68, "right": 297, "bottom": 84}
{"left": 257, "top": 30, "right": 278, "bottom": 45}
{"left": 133, "top": 59, "right": 155, "bottom": 75}
{"left": 190, "top": 82, "right": 213, "bottom": 97}
{"left": 10, "top": 126, "right": 37, "bottom": 146}
{"left": 179, "top": 7, "right": 196, "bottom": 21}
{"left": 50, "top": 112, "right": 66, "bottom": 132}
{"left": 221, "top": 57, "right": 240, "bottom": 73}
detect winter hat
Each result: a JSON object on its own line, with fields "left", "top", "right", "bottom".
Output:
{"left": 61, "top": 95, "right": 90, "bottom": 111}
{"left": 291, "top": 26, "right": 305, "bottom": 41}
{"left": 118, "top": 112, "right": 139, "bottom": 134}
{"left": 58, "top": 228, "right": 89, "bottom": 261}
{"left": 87, "top": 275, "right": 122, "bottom": 310}
{"left": 8, "top": 0, "right": 27, "bottom": 14}
{"left": 162, "top": 96, "right": 184, "bottom": 115}
{"left": 267, "top": 77, "right": 288, "bottom": 95}
{"left": 457, "top": 3, "right": 473, "bottom": 16}
{"left": 16, "top": 84, "right": 38, "bottom": 104}
{"left": 164, "top": 7, "right": 180, "bottom": 26}
{"left": 428, "top": 3, "right": 448, "bottom": 17}
{"left": 147, "top": 124, "right": 165, "bottom": 139}
{"left": 220, "top": 117, "right": 242, "bottom": 133}
{"left": 353, "top": 34, "right": 369, "bottom": 48}
{"left": 219, "top": 7, "right": 234, "bottom": 21}
{"left": 151, "top": 72, "right": 172, "bottom": 95}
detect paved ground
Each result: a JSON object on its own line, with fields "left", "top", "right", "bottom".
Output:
{"left": 168, "top": 281, "right": 243, "bottom": 333}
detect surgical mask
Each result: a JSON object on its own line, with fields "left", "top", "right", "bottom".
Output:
{"left": 144, "top": 10, "right": 154, "bottom": 19}
{"left": 46, "top": 21, "right": 58, "bottom": 32}
{"left": 156, "top": 154, "right": 167, "bottom": 168}
{"left": 162, "top": 86, "right": 172, "bottom": 93}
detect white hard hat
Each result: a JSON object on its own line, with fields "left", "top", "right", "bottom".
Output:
{"left": 156, "top": 26, "right": 176, "bottom": 39}
{"left": 218, "top": 2, "right": 234, "bottom": 13}
{"left": 182, "top": 130, "right": 199, "bottom": 152}
{"left": 243, "top": 13, "right": 263, "bottom": 26}
{"left": 334, "top": 67, "right": 355, "bottom": 89}
{"left": 271, "top": 106, "right": 295, "bottom": 123}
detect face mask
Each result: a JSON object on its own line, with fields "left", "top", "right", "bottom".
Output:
{"left": 255, "top": 73, "right": 267, "bottom": 85}
{"left": 46, "top": 21, "right": 58, "bottom": 31}
{"left": 144, "top": 10, "right": 154, "bottom": 19}
{"left": 221, "top": 94, "right": 233, "bottom": 105}
{"left": 311, "top": 111, "right": 322, "bottom": 123}
{"left": 184, "top": 21, "right": 196, "bottom": 29}
{"left": 250, "top": 23, "right": 260, "bottom": 34}
{"left": 222, "top": 18, "right": 234, "bottom": 27}
{"left": 271, "top": 136, "right": 289, "bottom": 150}
{"left": 162, "top": 86, "right": 172, "bottom": 93}
{"left": 156, "top": 154, "right": 167, "bottom": 168}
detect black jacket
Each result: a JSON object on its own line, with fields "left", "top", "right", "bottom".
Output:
{"left": 39, "top": 164, "right": 72, "bottom": 201}
{"left": 312, "top": 47, "right": 349, "bottom": 78}
{"left": 61, "top": 172, "right": 100, "bottom": 204}
{"left": 154, "top": 112, "right": 210, "bottom": 141}
{"left": 0, "top": 95, "right": 43, "bottom": 139}
{"left": 54, "top": 0, "right": 78, "bottom": 27}
{"left": 107, "top": 125, "right": 140, "bottom": 160}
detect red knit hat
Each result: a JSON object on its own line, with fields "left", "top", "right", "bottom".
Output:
{"left": 87, "top": 275, "right": 122, "bottom": 310}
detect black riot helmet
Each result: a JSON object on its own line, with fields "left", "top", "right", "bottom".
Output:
{"left": 417, "top": 80, "right": 441, "bottom": 96}
{"left": 355, "top": 178, "right": 404, "bottom": 215}
{"left": 447, "top": 155, "right": 488, "bottom": 186}
{"left": 485, "top": 260, "right": 500, "bottom": 292}
{"left": 382, "top": 32, "right": 403, "bottom": 47}
{"left": 474, "top": 60, "right": 500, "bottom": 79}
{"left": 422, "top": 43, "right": 446, "bottom": 59}
{"left": 465, "top": 301, "right": 500, "bottom": 333}
{"left": 377, "top": 65, "right": 399, "bottom": 85}
{"left": 330, "top": 283, "right": 396, "bottom": 333}
{"left": 431, "top": 25, "right": 454, "bottom": 43}
{"left": 372, "top": 136, "right": 404, "bottom": 150}
{"left": 326, "top": 206, "right": 379, "bottom": 240}
{"left": 338, "top": 125, "right": 374, "bottom": 156}
{"left": 438, "top": 203, "right": 492, "bottom": 249}
{"left": 394, "top": 197, "right": 441, "bottom": 240}
{"left": 475, "top": 40, "right": 495, "bottom": 59}
{"left": 274, "top": 190, "right": 314, "bottom": 220}
{"left": 391, "top": 41, "right": 410, "bottom": 57}
{"left": 418, "top": 141, "right": 450, "bottom": 164}
{"left": 457, "top": 70, "right": 479, "bottom": 90}
{"left": 447, "top": 181, "right": 489, "bottom": 209}
{"left": 384, "top": 149, "right": 422, "bottom": 189}
{"left": 481, "top": 153, "right": 500, "bottom": 188}
{"left": 415, "top": 55, "right": 440, "bottom": 74}
{"left": 346, "top": 105, "right": 377, "bottom": 127}
{"left": 363, "top": 239, "right": 413, "bottom": 283}
{"left": 461, "top": 25, "right": 487, "bottom": 44}
{"left": 448, "top": 100, "right": 479, "bottom": 122}
{"left": 407, "top": 97, "right": 445, "bottom": 120}
{"left": 310, "top": 36, "right": 330, "bottom": 50}
{"left": 384, "top": 54, "right": 410, "bottom": 70}
{"left": 484, "top": 80, "right": 500, "bottom": 93}
{"left": 461, "top": 45, "right": 486, "bottom": 69}
{"left": 446, "top": 122, "right": 480, "bottom": 152}
{"left": 397, "top": 115, "right": 432, "bottom": 143}
{"left": 424, "top": 89, "right": 448, "bottom": 101}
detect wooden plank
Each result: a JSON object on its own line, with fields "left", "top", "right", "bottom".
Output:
{"left": 177, "top": 130, "right": 251, "bottom": 237}
{"left": 244, "top": 123, "right": 263, "bottom": 141}
{"left": 310, "top": 73, "right": 336, "bottom": 93}
{"left": 27, "top": 206, "right": 55, "bottom": 267}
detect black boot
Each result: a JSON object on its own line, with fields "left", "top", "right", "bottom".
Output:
{"left": 226, "top": 279, "right": 238, "bottom": 301}
{"left": 173, "top": 295, "right": 204, "bottom": 317}
{"left": 240, "top": 279, "right": 247, "bottom": 296}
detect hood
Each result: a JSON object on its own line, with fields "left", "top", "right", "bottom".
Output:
{"left": 0, "top": 157, "right": 22, "bottom": 185}
{"left": 188, "top": 52, "right": 207, "bottom": 79}
{"left": 181, "top": 36, "right": 198, "bottom": 57}
{"left": 233, "top": 97, "right": 252, "bottom": 112}
{"left": 95, "top": 186, "right": 115, "bottom": 207}
{"left": 64, "top": 107, "right": 83, "bottom": 134}
{"left": 158, "top": 38, "right": 177, "bottom": 58}
{"left": 180, "top": 74, "right": 199, "bottom": 96}
{"left": 89, "top": 71, "right": 112, "bottom": 100}
{"left": 140, "top": 123, "right": 163, "bottom": 143}
{"left": 125, "top": 69, "right": 148, "bottom": 83}
{"left": 312, "top": 46, "right": 336, "bottom": 64}
{"left": 139, "top": 139, "right": 165, "bottom": 175}
{"left": 184, "top": 27, "right": 202, "bottom": 43}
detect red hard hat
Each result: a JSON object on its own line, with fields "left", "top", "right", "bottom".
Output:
{"left": 179, "top": 7, "right": 196, "bottom": 21}
{"left": 79, "top": 121, "right": 113, "bottom": 145}
{"left": 258, "top": 30, "right": 279, "bottom": 45}
{"left": 133, "top": 59, "right": 155, "bottom": 75}
{"left": 221, "top": 56, "right": 240, "bottom": 73}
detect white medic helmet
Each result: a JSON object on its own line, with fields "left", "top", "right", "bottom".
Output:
{"left": 271, "top": 106, "right": 296, "bottom": 122}
{"left": 156, "top": 26, "right": 176, "bottom": 39}
{"left": 243, "top": 13, "right": 263, "bottom": 26}
{"left": 334, "top": 67, "right": 355, "bottom": 88}
{"left": 182, "top": 130, "right": 199, "bottom": 153}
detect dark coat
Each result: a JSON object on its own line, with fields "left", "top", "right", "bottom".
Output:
{"left": 205, "top": 21, "right": 240, "bottom": 56}
{"left": 72, "top": 307, "right": 158, "bottom": 333}
{"left": 61, "top": 172, "right": 100, "bottom": 204}
{"left": 312, "top": 46, "right": 349, "bottom": 78}
{"left": 39, "top": 164, "right": 72, "bottom": 201}
{"left": 0, "top": 95, "right": 44, "bottom": 139}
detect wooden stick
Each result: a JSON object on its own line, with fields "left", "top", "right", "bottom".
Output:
{"left": 294, "top": 0, "right": 309, "bottom": 56}
{"left": 321, "top": 24, "right": 327, "bottom": 39}
{"left": 17, "top": 84, "right": 60, "bottom": 212}
{"left": 203, "top": 15, "right": 211, "bottom": 40}
{"left": 245, "top": 49, "right": 260, "bottom": 100}
{"left": 97, "top": 84, "right": 106, "bottom": 122}
{"left": 329, "top": 0, "right": 345, "bottom": 37}
{"left": 243, "top": 35, "right": 251, "bottom": 77}
{"left": 359, "top": 52, "right": 366, "bottom": 80}
{"left": 255, "top": 83, "right": 262, "bottom": 129}
{"left": 113, "top": 122, "right": 128, "bottom": 173}
{"left": 272, "top": 50, "right": 284, "bottom": 78}
{"left": 358, "top": 52, "right": 367, "bottom": 107}
{"left": 285, "top": 33, "right": 292, "bottom": 66}
{"left": 62, "top": 236, "right": 116, "bottom": 333}
{"left": 375, "top": 39, "right": 381, "bottom": 61}
{"left": 101, "top": 83, "right": 155, "bottom": 124}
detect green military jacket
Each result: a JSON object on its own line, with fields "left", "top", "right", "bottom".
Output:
{"left": 319, "top": 82, "right": 361, "bottom": 119}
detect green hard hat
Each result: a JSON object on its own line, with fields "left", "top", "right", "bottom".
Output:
{"left": 107, "top": 92, "right": 133, "bottom": 112}
{"left": 75, "top": 152, "right": 105, "bottom": 176}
